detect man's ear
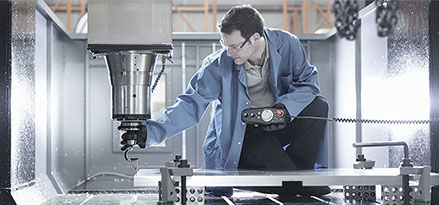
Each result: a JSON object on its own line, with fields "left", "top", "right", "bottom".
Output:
{"left": 251, "top": 33, "right": 261, "bottom": 43}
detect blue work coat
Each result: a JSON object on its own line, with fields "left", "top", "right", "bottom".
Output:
{"left": 145, "top": 28, "right": 320, "bottom": 171}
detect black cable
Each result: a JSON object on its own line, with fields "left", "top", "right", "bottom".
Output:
{"left": 291, "top": 115, "right": 439, "bottom": 125}
{"left": 151, "top": 63, "right": 166, "bottom": 93}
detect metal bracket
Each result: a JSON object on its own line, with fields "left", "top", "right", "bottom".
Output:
{"left": 402, "top": 166, "right": 431, "bottom": 204}
{"left": 158, "top": 167, "right": 179, "bottom": 204}
{"left": 382, "top": 166, "right": 432, "bottom": 205}
{"left": 158, "top": 156, "right": 194, "bottom": 205}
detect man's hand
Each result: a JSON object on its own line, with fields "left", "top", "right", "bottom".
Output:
{"left": 120, "top": 125, "right": 147, "bottom": 151}
{"left": 262, "top": 103, "right": 290, "bottom": 132}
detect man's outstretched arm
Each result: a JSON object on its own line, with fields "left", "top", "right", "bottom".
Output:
{"left": 144, "top": 58, "right": 222, "bottom": 147}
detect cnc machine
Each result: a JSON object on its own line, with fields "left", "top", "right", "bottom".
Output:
{"left": 87, "top": 0, "right": 172, "bottom": 151}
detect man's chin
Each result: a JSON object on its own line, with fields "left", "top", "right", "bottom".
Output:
{"left": 234, "top": 59, "right": 245, "bottom": 65}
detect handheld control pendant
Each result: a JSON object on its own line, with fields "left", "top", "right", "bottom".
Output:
{"left": 241, "top": 107, "right": 287, "bottom": 125}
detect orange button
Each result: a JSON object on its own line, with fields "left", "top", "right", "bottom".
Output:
{"left": 277, "top": 109, "right": 284, "bottom": 117}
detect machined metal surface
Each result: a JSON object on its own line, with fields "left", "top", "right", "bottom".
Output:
{"left": 105, "top": 53, "right": 156, "bottom": 120}
{"left": 134, "top": 168, "right": 439, "bottom": 187}
{"left": 119, "top": 121, "right": 143, "bottom": 131}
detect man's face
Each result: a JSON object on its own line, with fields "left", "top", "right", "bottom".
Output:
{"left": 220, "top": 30, "right": 254, "bottom": 65}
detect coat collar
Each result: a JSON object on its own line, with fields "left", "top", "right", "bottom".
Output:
{"left": 264, "top": 28, "right": 282, "bottom": 51}
{"left": 265, "top": 28, "right": 282, "bottom": 92}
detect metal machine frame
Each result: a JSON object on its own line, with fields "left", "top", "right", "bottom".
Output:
{"left": 135, "top": 142, "right": 439, "bottom": 205}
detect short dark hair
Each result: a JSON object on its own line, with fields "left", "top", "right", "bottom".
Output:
{"left": 218, "top": 5, "right": 265, "bottom": 39}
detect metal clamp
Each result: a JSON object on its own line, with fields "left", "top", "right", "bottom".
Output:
{"left": 353, "top": 141, "right": 412, "bottom": 205}
{"left": 353, "top": 154, "right": 375, "bottom": 169}
{"left": 158, "top": 155, "right": 194, "bottom": 205}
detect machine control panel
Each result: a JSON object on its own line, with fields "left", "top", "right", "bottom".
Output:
{"left": 241, "top": 108, "right": 286, "bottom": 125}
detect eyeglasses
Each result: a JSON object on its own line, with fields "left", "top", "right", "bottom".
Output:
{"left": 219, "top": 35, "right": 251, "bottom": 52}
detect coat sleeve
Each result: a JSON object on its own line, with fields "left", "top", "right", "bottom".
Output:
{"left": 145, "top": 58, "right": 222, "bottom": 146}
{"left": 276, "top": 34, "right": 320, "bottom": 118}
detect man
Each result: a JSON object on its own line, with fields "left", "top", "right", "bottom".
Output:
{"left": 122, "top": 5, "right": 329, "bottom": 197}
